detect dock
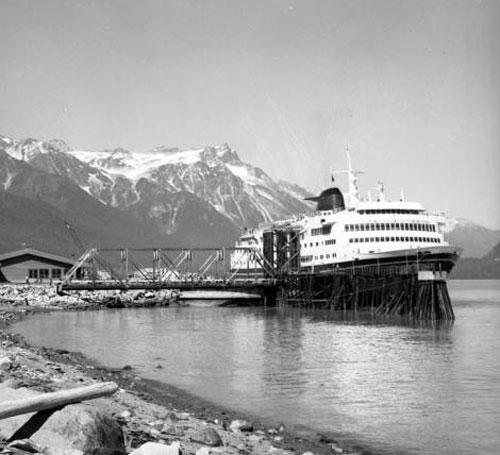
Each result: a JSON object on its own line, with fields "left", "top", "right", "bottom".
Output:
{"left": 58, "top": 246, "right": 455, "bottom": 319}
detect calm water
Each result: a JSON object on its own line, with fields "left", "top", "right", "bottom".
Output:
{"left": 13, "top": 280, "right": 500, "bottom": 455}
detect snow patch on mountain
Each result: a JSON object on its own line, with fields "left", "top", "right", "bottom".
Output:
{"left": 226, "top": 164, "right": 262, "bottom": 186}
{"left": 69, "top": 148, "right": 205, "bottom": 181}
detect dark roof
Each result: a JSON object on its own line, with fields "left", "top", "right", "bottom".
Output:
{"left": 0, "top": 248, "right": 76, "bottom": 266}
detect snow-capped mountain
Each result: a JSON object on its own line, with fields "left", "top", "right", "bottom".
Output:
{"left": 67, "top": 142, "right": 313, "bottom": 228}
{"left": 1, "top": 135, "right": 313, "bottom": 236}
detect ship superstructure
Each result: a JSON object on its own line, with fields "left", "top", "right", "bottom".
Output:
{"left": 230, "top": 152, "right": 462, "bottom": 277}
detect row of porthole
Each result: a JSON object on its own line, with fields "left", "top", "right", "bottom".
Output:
{"left": 345, "top": 222, "right": 436, "bottom": 232}
{"left": 349, "top": 236, "right": 440, "bottom": 244}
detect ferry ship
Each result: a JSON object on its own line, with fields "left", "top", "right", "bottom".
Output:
{"left": 230, "top": 152, "right": 462, "bottom": 278}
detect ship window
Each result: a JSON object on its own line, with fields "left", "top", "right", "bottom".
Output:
{"left": 360, "top": 224, "right": 365, "bottom": 231}
{"left": 391, "top": 223, "right": 396, "bottom": 230}
{"left": 376, "top": 223, "right": 381, "bottom": 230}
{"left": 320, "top": 255, "right": 324, "bottom": 259}
{"left": 375, "top": 237, "right": 380, "bottom": 242}
{"left": 28, "top": 269, "right": 37, "bottom": 279}
{"left": 349, "top": 238, "right": 353, "bottom": 243}
{"left": 404, "top": 223, "right": 409, "bottom": 230}
{"left": 316, "top": 242, "right": 319, "bottom": 246}
{"left": 391, "top": 236, "right": 395, "bottom": 241}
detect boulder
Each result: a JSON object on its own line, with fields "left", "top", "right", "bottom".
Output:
{"left": 0, "top": 386, "right": 125, "bottom": 455}
{"left": 31, "top": 402, "right": 125, "bottom": 455}
{"left": 129, "top": 441, "right": 181, "bottom": 455}
{"left": 0, "top": 356, "right": 12, "bottom": 371}
{"left": 190, "top": 427, "right": 223, "bottom": 447}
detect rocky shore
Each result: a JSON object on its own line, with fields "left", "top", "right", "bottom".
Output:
{"left": 0, "top": 284, "right": 363, "bottom": 455}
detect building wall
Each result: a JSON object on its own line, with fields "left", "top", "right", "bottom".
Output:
{"left": 1, "top": 258, "right": 70, "bottom": 284}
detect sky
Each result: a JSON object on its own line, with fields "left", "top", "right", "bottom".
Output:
{"left": 1, "top": 0, "right": 499, "bottom": 228}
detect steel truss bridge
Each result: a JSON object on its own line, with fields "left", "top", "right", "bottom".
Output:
{"left": 58, "top": 246, "right": 291, "bottom": 295}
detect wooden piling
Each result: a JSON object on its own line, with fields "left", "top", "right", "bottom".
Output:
{"left": 278, "top": 267, "right": 454, "bottom": 320}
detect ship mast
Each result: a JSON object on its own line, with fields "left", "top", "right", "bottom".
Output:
{"left": 331, "top": 146, "right": 364, "bottom": 208}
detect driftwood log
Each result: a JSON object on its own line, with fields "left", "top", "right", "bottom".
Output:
{"left": 0, "top": 382, "right": 118, "bottom": 421}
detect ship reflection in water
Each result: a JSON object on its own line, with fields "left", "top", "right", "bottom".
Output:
{"left": 13, "top": 280, "right": 500, "bottom": 455}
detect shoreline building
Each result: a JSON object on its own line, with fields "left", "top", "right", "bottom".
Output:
{"left": 0, "top": 248, "right": 82, "bottom": 283}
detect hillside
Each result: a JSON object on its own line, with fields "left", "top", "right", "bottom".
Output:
{"left": 451, "top": 241, "right": 500, "bottom": 279}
